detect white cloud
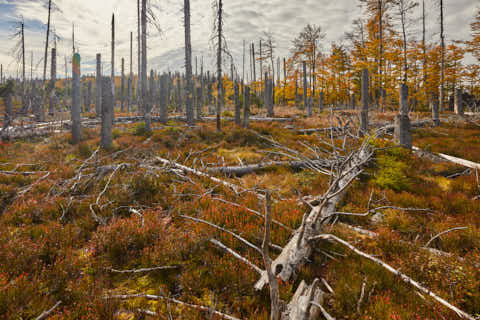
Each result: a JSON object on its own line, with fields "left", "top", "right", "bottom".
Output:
{"left": 0, "top": 0, "right": 477, "bottom": 79}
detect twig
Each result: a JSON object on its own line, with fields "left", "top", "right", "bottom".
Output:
{"left": 181, "top": 214, "right": 262, "bottom": 254}
{"left": 106, "top": 265, "right": 179, "bottom": 274}
{"left": 210, "top": 238, "right": 263, "bottom": 275}
{"left": 424, "top": 227, "right": 468, "bottom": 249}
{"left": 35, "top": 301, "right": 62, "bottom": 320}
{"left": 105, "top": 293, "right": 241, "bottom": 320}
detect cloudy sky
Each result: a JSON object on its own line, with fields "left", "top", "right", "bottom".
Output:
{"left": 0, "top": 0, "right": 477, "bottom": 79}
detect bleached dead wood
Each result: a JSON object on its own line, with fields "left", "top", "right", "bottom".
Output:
{"left": 106, "top": 265, "right": 179, "bottom": 274}
{"left": 35, "top": 301, "right": 62, "bottom": 320}
{"left": 412, "top": 146, "right": 480, "bottom": 170}
{"left": 105, "top": 293, "right": 241, "bottom": 320}
{"left": 207, "top": 159, "right": 331, "bottom": 177}
{"left": 254, "top": 141, "right": 374, "bottom": 290}
{"left": 309, "top": 234, "right": 476, "bottom": 320}
{"left": 424, "top": 227, "right": 468, "bottom": 248}
{"left": 155, "top": 156, "right": 264, "bottom": 199}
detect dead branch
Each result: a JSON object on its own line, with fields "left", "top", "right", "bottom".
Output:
{"left": 105, "top": 293, "right": 241, "bottom": 320}
{"left": 155, "top": 156, "right": 264, "bottom": 199}
{"left": 262, "top": 191, "right": 281, "bottom": 320}
{"left": 424, "top": 227, "right": 468, "bottom": 249}
{"left": 309, "top": 234, "right": 476, "bottom": 320}
{"left": 106, "top": 265, "right": 179, "bottom": 274}
{"left": 181, "top": 214, "right": 262, "bottom": 254}
{"left": 35, "top": 301, "right": 62, "bottom": 320}
{"left": 210, "top": 238, "right": 263, "bottom": 274}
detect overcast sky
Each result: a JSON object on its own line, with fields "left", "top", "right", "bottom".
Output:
{"left": 0, "top": 0, "right": 477, "bottom": 79}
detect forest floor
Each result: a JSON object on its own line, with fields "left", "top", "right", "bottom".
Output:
{"left": 0, "top": 103, "right": 479, "bottom": 319}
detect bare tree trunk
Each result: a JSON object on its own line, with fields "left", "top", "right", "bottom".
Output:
{"left": 303, "top": 61, "right": 309, "bottom": 115}
{"left": 360, "top": 69, "right": 369, "bottom": 135}
{"left": 439, "top": 0, "right": 445, "bottom": 111}
{"left": 216, "top": 0, "right": 223, "bottom": 132}
{"left": 121, "top": 58, "right": 125, "bottom": 112}
{"left": 129, "top": 31, "right": 133, "bottom": 112}
{"left": 184, "top": 0, "right": 194, "bottom": 126}
{"left": 71, "top": 53, "right": 82, "bottom": 144}
{"left": 96, "top": 54, "right": 102, "bottom": 116}
{"left": 234, "top": 81, "right": 240, "bottom": 125}
{"left": 141, "top": 0, "right": 150, "bottom": 132}
{"left": 243, "top": 86, "right": 250, "bottom": 128}
{"left": 41, "top": 0, "right": 52, "bottom": 122}
{"left": 159, "top": 74, "right": 168, "bottom": 123}
{"left": 111, "top": 13, "right": 115, "bottom": 117}
{"left": 21, "top": 22, "right": 25, "bottom": 111}
{"left": 48, "top": 48, "right": 56, "bottom": 116}
{"left": 422, "top": 0, "right": 428, "bottom": 107}
{"left": 137, "top": 0, "right": 141, "bottom": 115}
{"left": 101, "top": 76, "right": 114, "bottom": 149}
{"left": 283, "top": 58, "right": 287, "bottom": 105}
{"left": 242, "top": 40, "right": 245, "bottom": 83}
{"left": 378, "top": 0, "right": 384, "bottom": 109}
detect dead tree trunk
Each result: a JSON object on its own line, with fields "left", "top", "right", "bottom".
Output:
{"left": 455, "top": 88, "right": 464, "bottom": 116}
{"left": 129, "top": 31, "right": 133, "bottom": 113}
{"left": 360, "top": 69, "right": 369, "bottom": 135}
{"left": 159, "top": 74, "right": 168, "bottom": 124}
{"left": 394, "top": 83, "right": 412, "bottom": 149}
{"left": 254, "top": 141, "right": 373, "bottom": 290}
{"left": 121, "top": 58, "right": 125, "bottom": 112}
{"left": 431, "top": 94, "right": 440, "bottom": 126}
{"left": 111, "top": 14, "right": 115, "bottom": 109}
{"left": 243, "top": 86, "right": 250, "bottom": 128}
{"left": 216, "top": 0, "right": 223, "bottom": 132}
{"left": 41, "top": 0, "right": 52, "bottom": 122}
{"left": 303, "top": 61, "right": 309, "bottom": 116}
{"left": 87, "top": 81, "right": 92, "bottom": 112}
{"left": 48, "top": 48, "right": 56, "bottom": 116}
{"left": 101, "top": 77, "right": 114, "bottom": 149}
{"left": 96, "top": 54, "right": 102, "bottom": 116}
{"left": 184, "top": 0, "right": 194, "bottom": 126}
{"left": 71, "top": 53, "right": 82, "bottom": 144}
{"left": 234, "top": 81, "right": 240, "bottom": 125}
{"left": 141, "top": 0, "right": 150, "bottom": 132}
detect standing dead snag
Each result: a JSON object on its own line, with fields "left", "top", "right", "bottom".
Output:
{"left": 184, "top": 0, "right": 194, "bottom": 126}
{"left": 101, "top": 77, "right": 114, "bottom": 149}
{"left": 243, "top": 86, "right": 250, "bottom": 128}
{"left": 48, "top": 48, "right": 56, "bottom": 116}
{"left": 96, "top": 53, "right": 102, "bottom": 116}
{"left": 234, "top": 81, "right": 240, "bottom": 125}
{"left": 360, "top": 68, "right": 369, "bottom": 135}
{"left": 71, "top": 53, "right": 82, "bottom": 144}
{"left": 121, "top": 58, "right": 125, "bottom": 112}
{"left": 394, "top": 83, "right": 412, "bottom": 149}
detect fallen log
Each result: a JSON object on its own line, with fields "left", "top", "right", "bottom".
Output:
{"left": 412, "top": 146, "right": 480, "bottom": 170}
{"left": 207, "top": 160, "right": 331, "bottom": 177}
{"left": 154, "top": 156, "right": 264, "bottom": 200}
{"left": 254, "top": 142, "right": 374, "bottom": 290}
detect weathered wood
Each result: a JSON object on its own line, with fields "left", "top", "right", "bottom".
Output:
{"left": 254, "top": 144, "right": 373, "bottom": 290}
{"left": 394, "top": 84, "right": 412, "bottom": 149}
{"left": 207, "top": 160, "right": 330, "bottom": 177}
{"left": 101, "top": 77, "right": 114, "bottom": 149}
{"left": 455, "top": 88, "right": 464, "bottom": 116}
{"left": 412, "top": 146, "right": 480, "bottom": 170}
{"left": 243, "top": 86, "right": 250, "bottom": 128}
{"left": 234, "top": 82, "right": 240, "bottom": 125}
{"left": 71, "top": 53, "right": 82, "bottom": 144}
{"left": 360, "top": 69, "right": 369, "bottom": 135}
{"left": 96, "top": 53, "right": 102, "bottom": 116}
